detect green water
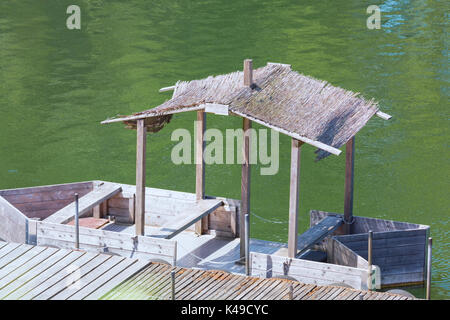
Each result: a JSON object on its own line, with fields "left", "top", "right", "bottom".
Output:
{"left": 0, "top": 0, "right": 448, "bottom": 299}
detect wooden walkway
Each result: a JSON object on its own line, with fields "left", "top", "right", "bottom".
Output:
{"left": 101, "top": 263, "right": 414, "bottom": 300}
{"left": 0, "top": 241, "right": 151, "bottom": 300}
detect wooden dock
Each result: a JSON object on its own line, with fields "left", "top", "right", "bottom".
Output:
{"left": 101, "top": 261, "right": 414, "bottom": 300}
{"left": 0, "top": 241, "right": 413, "bottom": 300}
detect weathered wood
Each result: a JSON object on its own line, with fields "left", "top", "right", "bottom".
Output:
{"left": 0, "top": 195, "right": 29, "bottom": 243}
{"left": 136, "top": 119, "right": 147, "bottom": 236}
{"left": 288, "top": 139, "right": 302, "bottom": 257}
{"left": 251, "top": 252, "right": 369, "bottom": 290}
{"left": 296, "top": 216, "right": 343, "bottom": 257}
{"left": 44, "top": 183, "right": 122, "bottom": 224}
{"left": 37, "top": 221, "right": 177, "bottom": 265}
{"left": 240, "top": 117, "right": 251, "bottom": 258}
{"left": 195, "top": 110, "right": 206, "bottom": 235}
{"left": 344, "top": 137, "right": 355, "bottom": 234}
{"left": 3, "top": 250, "right": 86, "bottom": 300}
{"left": 150, "top": 199, "right": 222, "bottom": 239}
{"left": 0, "top": 182, "right": 93, "bottom": 197}
{"left": 243, "top": 59, "right": 253, "bottom": 87}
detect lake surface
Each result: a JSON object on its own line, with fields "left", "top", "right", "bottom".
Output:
{"left": 0, "top": 0, "right": 448, "bottom": 299}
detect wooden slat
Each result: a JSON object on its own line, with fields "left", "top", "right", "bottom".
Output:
{"left": 4, "top": 250, "right": 85, "bottom": 300}
{"left": 68, "top": 258, "right": 142, "bottom": 300}
{"left": 149, "top": 199, "right": 222, "bottom": 239}
{"left": 0, "top": 248, "right": 71, "bottom": 299}
{"left": 51, "top": 255, "right": 125, "bottom": 300}
{"left": 44, "top": 183, "right": 122, "bottom": 224}
{"left": 19, "top": 251, "right": 97, "bottom": 300}
{"left": 0, "top": 244, "right": 34, "bottom": 269}
{"left": 35, "top": 254, "right": 112, "bottom": 300}
{"left": 0, "top": 245, "right": 47, "bottom": 277}
{"left": 0, "top": 247, "right": 58, "bottom": 291}
{"left": 0, "top": 243, "right": 22, "bottom": 259}
{"left": 37, "top": 221, "right": 177, "bottom": 263}
{"left": 85, "top": 259, "right": 151, "bottom": 300}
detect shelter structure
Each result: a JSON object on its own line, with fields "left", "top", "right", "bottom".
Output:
{"left": 102, "top": 60, "right": 392, "bottom": 259}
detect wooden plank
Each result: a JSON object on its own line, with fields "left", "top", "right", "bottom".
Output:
{"left": 195, "top": 110, "right": 206, "bottom": 235}
{"left": 85, "top": 259, "right": 151, "bottom": 300}
{"left": 296, "top": 216, "right": 343, "bottom": 256}
{"left": 136, "top": 119, "right": 147, "bottom": 236}
{"left": 0, "top": 247, "right": 58, "bottom": 291}
{"left": 0, "top": 182, "right": 93, "bottom": 197}
{"left": 3, "top": 250, "right": 84, "bottom": 300}
{"left": 240, "top": 116, "right": 251, "bottom": 258}
{"left": 0, "top": 248, "right": 71, "bottom": 299}
{"left": 243, "top": 59, "right": 253, "bottom": 86}
{"left": 34, "top": 254, "right": 112, "bottom": 300}
{"left": 288, "top": 139, "right": 302, "bottom": 258}
{"left": 251, "top": 252, "right": 368, "bottom": 290}
{"left": 0, "top": 244, "right": 34, "bottom": 269}
{"left": 19, "top": 251, "right": 97, "bottom": 300}
{"left": 344, "top": 137, "right": 354, "bottom": 234}
{"left": 66, "top": 217, "right": 109, "bottom": 229}
{"left": 150, "top": 199, "right": 222, "bottom": 239}
{"left": 44, "top": 183, "right": 122, "bottom": 224}
{"left": 37, "top": 222, "right": 177, "bottom": 262}
{"left": 0, "top": 243, "right": 22, "bottom": 259}
{"left": 51, "top": 255, "right": 125, "bottom": 300}
{"left": 0, "top": 195, "right": 29, "bottom": 243}
{"left": 0, "top": 245, "right": 47, "bottom": 278}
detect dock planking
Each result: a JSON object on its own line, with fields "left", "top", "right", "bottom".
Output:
{"left": 0, "top": 241, "right": 151, "bottom": 300}
{"left": 101, "top": 262, "right": 414, "bottom": 300}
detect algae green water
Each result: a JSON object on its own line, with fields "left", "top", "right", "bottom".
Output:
{"left": 0, "top": 0, "right": 448, "bottom": 299}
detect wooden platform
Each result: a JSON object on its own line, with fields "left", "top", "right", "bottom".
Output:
{"left": 0, "top": 241, "right": 151, "bottom": 300}
{"left": 100, "top": 262, "right": 414, "bottom": 300}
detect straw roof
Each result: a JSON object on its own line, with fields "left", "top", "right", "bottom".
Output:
{"left": 103, "top": 63, "right": 381, "bottom": 160}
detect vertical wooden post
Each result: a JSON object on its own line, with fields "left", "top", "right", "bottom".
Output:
{"left": 344, "top": 137, "right": 355, "bottom": 234}
{"left": 136, "top": 119, "right": 146, "bottom": 236}
{"left": 195, "top": 110, "right": 207, "bottom": 235}
{"left": 240, "top": 59, "right": 253, "bottom": 260}
{"left": 288, "top": 139, "right": 302, "bottom": 258}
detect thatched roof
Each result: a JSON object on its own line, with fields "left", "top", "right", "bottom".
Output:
{"left": 103, "top": 63, "right": 384, "bottom": 160}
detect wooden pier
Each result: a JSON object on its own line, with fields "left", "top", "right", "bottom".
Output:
{"left": 0, "top": 241, "right": 413, "bottom": 300}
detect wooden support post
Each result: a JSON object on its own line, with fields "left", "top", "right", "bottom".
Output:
{"left": 93, "top": 201, "right": 107, "bottom": 219}
{"left": 136, "top": 119, "right": 146, "bottom": 236}
{"left": 240, "top": 59, "right": 253, "bottom": 260}
{"left": 344, "top": 137, "right": 355, "bottom": 234}
{"left": 195, "top": 111, "right": 207, "bottom": 235}
{"left": 288, "top": 139, "right": 302, "bottom": 258}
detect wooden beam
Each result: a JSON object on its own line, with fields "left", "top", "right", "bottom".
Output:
{"left": 136, "top": 120, "right": 146, "bottom": 236}
{"left": 159, "top": 85, "right": 176, "bottom": 92}
{"left": 195, "top": 111, "right": 207, "bottom": 235}
{"left": 288, "top": 139, "right": 302, "bottom": 258}
{"left": 240, "top": 59, "right": 253, "bottom": 259}
{"left": 344, "top": 137, "right": 355, "bottom": 234}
